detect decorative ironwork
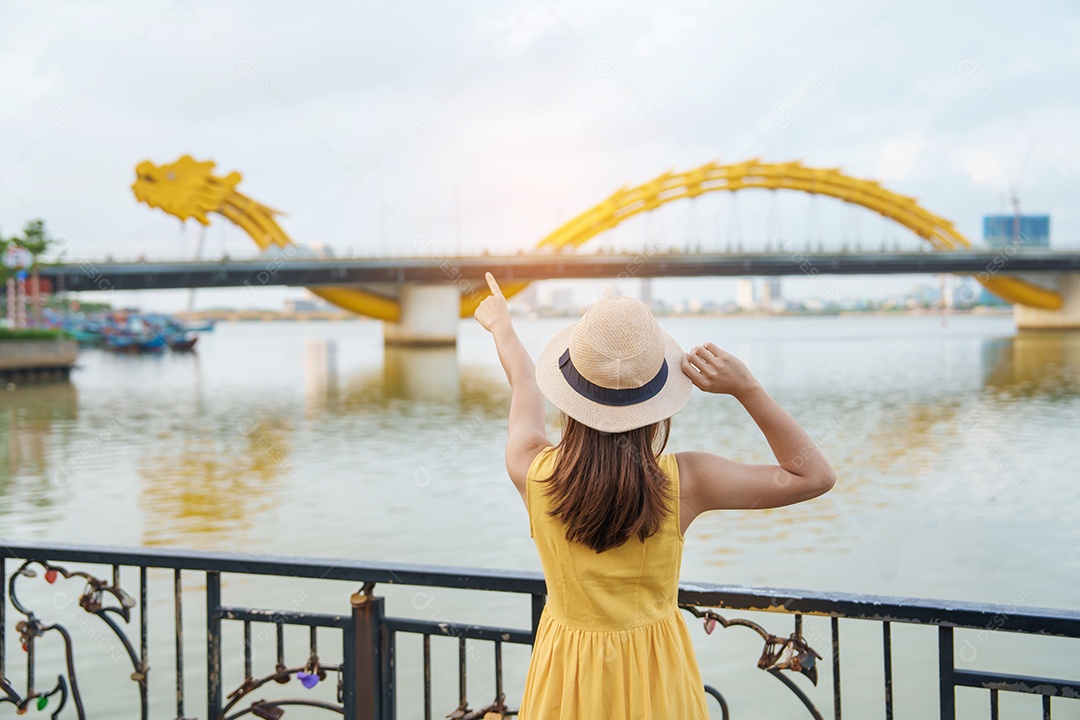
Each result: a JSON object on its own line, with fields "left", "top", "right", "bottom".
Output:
{"left": 3, "top": 560, "right": 143, "bottom": 719}
{"left": 0, "top": 540, "right": 1077, "bottom": 719}
{"left": 682, "top": 604, "right": 824, "bottom": 720}
{"left": 221, "top": 660, "right": 344, "bottom": 719}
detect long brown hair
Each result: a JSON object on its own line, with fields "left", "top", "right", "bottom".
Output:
{"left": 541, "top": 415, "right": 672, "bottom": 553}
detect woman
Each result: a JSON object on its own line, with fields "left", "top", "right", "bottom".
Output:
{"left": 474, "top": 273, "right": 836, "bottom": 718}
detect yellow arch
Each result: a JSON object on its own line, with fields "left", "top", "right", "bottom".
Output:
{"left": 462, "top": 159, "right": 1061, "bottom": 314}
{"left": 133, "top": 156, "right": 1062, "bottom": 318}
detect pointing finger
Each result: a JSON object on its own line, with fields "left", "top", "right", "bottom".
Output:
{"left": 485, "top": 272, "right": 502, "bottom": 295}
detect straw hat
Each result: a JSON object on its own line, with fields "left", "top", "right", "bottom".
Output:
{"left": 536, "top": 295, "right": 692, "bottom": 433}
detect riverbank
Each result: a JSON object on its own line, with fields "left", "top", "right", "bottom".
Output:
{"left": 0, "top": 331, "right": 78, "bottom": 381}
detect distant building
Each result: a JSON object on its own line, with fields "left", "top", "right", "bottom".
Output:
{"left": 983, "top": 215, "right": 1049, "bottom": 249}
{"left": 736, "top": 278, "right": 756, "bottom": 310}
{"left": 548, "top": 287, "right": 575, "bottom": 313}
{"left": 640, "top": 278, "right": 653, "bottom": 308}
{"left": 307, "top": 242, "right": 336, "bottom": 258}
{"left": 761, "top": 277, "right": 782, "bottom": 310}
{"left": 954, "top": 277, "right": 981, "bottom": 305}
{"left": 285, "top": 299, "right": 322, "bottom": 313}
{"left": 515, "top": 283, "right": 539, "bottom": 310}
{"left": 979, "top": 287, "right": 1010, "bottom": 307}
{"left": 913, "top": 283, "right": 941, "bottom": 306}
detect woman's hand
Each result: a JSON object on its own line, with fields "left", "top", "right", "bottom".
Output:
{"left": 474, "top": 272, "right": 512, "bottom": 333}
{"left": 682, "top": 343, "right": 760, "bottom": 399}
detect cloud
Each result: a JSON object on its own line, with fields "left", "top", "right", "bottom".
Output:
{"left": 1, "top": 0, "right": 1078, "bottom": 312}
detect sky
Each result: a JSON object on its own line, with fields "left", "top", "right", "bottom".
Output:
{"left": 2, "top": 1, "right": 1078, "bottom": 310}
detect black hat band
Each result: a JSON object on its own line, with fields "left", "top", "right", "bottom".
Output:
{"left": 558, "top": 348, "right": 668, "bottom": 407}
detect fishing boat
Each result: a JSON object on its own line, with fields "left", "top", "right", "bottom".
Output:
{"left": 67, "top": 324, "right": 107, "bottom": 346}
{"left": 56, "top": 311, "right": 205, "bottom": 354}
{"left": 183, "top": 319, "right": 217, "bottom": 333}
{"left": 103, "top": 331, "right": 167, "bottom": 353}
{"left": 168, "top": 336, "right": 198, "bottom": 352}
{"left": 142, "top": 314, "right": 200, "bottom": 352}
{"left": 102, "top": 315, "right": 167, "bottom": 353}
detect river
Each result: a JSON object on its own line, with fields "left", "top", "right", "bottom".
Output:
{"left": 2, "top": 314, "right": 1078, "bottom": 718}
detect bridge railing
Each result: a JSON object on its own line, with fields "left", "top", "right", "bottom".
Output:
{"left": 42, "top": 240, "right": 1080, "bottom": 267}
{"left": 38, "top": 243, "right": 955, "bottom": 268}
{"left": 1, "top": 540, "right": 1077, "bottom": 719}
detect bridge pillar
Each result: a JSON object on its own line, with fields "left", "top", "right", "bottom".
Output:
{"left": 1014, "top": 273, "right": 1080, "bottom": 330}
{"left": 383, "top": 284, "right": 460, "bottom": 346}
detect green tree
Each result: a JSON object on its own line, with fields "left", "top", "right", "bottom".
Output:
{"left": 12, "top": 219, "right": 55, "bottom": 326}
{"left": 0, "top": 232, "right": 10, "bottom": 281}
{"left": 15, "top": 220, "right": 52, "bottom": 262}
{"left": 1, "top": 232, "right": 12, "bottom": 323}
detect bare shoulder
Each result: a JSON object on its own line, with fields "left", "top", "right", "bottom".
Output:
{"left": 673, "top": 451, "right": 707, "bottom": 511}
{"left": 672, "top": 451, "right": 715, "bottom": 536}
{"left": 508, "top": 440, "right": 554, "bottom": 502}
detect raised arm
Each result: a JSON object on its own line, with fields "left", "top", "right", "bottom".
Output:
{"left": 677, "top": 343, "right": 836, "bottom": 524}
{"left": 474, "top": 273, "right": 551, "bottom": 501}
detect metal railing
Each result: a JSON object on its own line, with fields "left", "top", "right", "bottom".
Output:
{"left": 1, "top": 540, "right": 1077, "bottom": 719}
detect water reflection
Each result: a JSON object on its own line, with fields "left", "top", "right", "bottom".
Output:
{"left": 383, "top": 347, "right": 460, "bottom": 401}
{"left": 710, "top": 332, "right": 1080, "bottom": 578}
{"left": 982, "top": 333, "right": 1080, "bottom": 399}
{"left": 303, "top": 339, "right": 338, "bottom": 414}
{"left": 138, "top": 419, "right": 292, "bottom": 547}
{"left": 1, "top": 381, "right": 78, "bottom": 485}
{"left": 333, "top": 351, "right": 510, "bottom": 419}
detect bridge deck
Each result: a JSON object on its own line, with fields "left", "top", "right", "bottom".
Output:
{"left": 39, "top": 251, "right": 1080, "bottom": 291}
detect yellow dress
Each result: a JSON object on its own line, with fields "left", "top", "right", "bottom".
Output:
{"left": 519, "top": 447, "right": 710, "bottom": 719}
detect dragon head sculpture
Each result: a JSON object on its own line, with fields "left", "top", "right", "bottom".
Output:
{"left": 132, "top": 155, "right": 242, "bottom": 225}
